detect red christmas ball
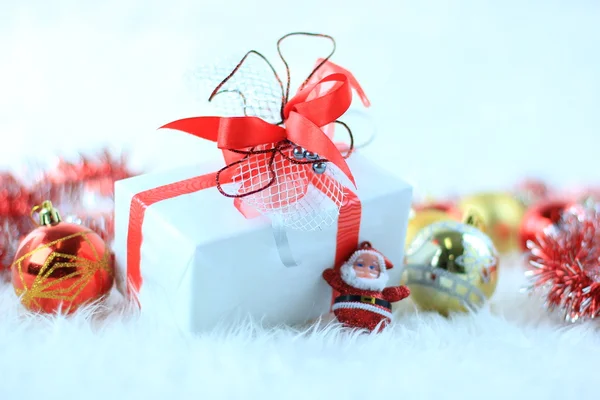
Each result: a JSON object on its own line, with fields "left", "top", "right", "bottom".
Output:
{"left": 519, "top": 199, "right": 572, "bottom": 251}
{"left": 11, "top": 201, "right": 114, "bottom": 314}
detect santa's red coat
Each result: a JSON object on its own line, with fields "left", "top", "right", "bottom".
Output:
{"left": 322, "top": 268, "right": 410, "bottom": 332}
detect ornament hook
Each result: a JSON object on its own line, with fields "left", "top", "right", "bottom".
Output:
{"left": 30, "top": 201, "right": 62, "bottom": 227}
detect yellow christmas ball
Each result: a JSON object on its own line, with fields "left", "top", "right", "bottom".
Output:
{"left": 402, "top": 220, "right": 499, "bottom": 315}
{"left": 458, "top": 192, "right": 525, "bottom": 253}
{"left": 405, "top": 209, "right": 458, "bottom": 249}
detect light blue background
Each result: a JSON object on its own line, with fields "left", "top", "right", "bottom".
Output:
{"left": 1, "top": 0, "right": 598, "bottom": 197}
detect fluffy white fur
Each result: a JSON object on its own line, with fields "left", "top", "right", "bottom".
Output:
{"left": 2, "top": 257, "right": 600, "bottom": 400}
{"left": 2, "top": 1, "right": 600, "bottom": 399}
{"left": 340, "top": 250, "right": 389, "bottom": 291}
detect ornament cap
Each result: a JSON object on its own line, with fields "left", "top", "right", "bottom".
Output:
{"left": 462, "top": 207, "right": 486, "bottom": 231}
{"left": 32, "top": 201, "right": 62, "bottom": 226}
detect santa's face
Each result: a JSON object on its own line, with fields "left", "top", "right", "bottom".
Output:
{"left": 340, "top": 250, "right": 389, "bottom": 291}
{"left": 352, "top": 253, "right": 381, "bottom": 279}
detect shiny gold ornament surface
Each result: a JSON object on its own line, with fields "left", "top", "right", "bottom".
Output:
{"left": 402, "top": 219, "right": 499, "bottom": 315}
{"left": 458, "top": 192, "right": 525, "bottom": 253}
{"left": 405, "top": 209, "right": 459, "bottom": 249}
{"left": 11, "top": 201, "right": 114, "bottom": 313}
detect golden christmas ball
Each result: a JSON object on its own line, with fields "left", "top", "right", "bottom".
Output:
{"left": 458, "top": 192, "right": 525, "bottom": 253}
{"left": 402, "top": 219, "right": 499, "bottom": 315}
{"left": 405, "top": 209, "right": 459, "bottom": 249}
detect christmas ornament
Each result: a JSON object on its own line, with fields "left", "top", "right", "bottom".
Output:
{"left": 519, "top": 199, "right": 571, "bottom": 251}
{"left": 11, "top": 201, "right": 114, "bottom": 313}
{"left": 402, "top": 216, "right": 499, "bottom": 315}
{"left": 323, "top": 241, "right": 410, "bottom": 332}
{"left": 526, "top": 205, "right": 600, "bottom": 322}
{"left": 458, "top": 192, "right": 525, "bottom": 253}
{"left": 405, "top": 207, "right": 459, "bottom": 249}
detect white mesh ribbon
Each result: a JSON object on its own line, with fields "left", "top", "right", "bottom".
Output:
{"left": 189, "top": 56, "right": 347, "bottom": 231}
{"left": 188, "top": 58, "right": 282, "bottom": 123}
{"left": 232, "top": 145, "right": 344, "bottom": 231}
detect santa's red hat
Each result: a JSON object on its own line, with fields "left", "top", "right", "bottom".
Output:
{"left": 355, "top": 241, "right": 394, "bottom": 270}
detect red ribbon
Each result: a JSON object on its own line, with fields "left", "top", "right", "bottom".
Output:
{"left": 161, "top": 65, "right": 369, "bottom": 188}
{"left": 126, "top": 171, "right": 234, "bottom": 295}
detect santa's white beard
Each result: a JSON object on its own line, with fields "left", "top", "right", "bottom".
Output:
{"left": 340, "top": 262, "right": 389, "bottom": 291}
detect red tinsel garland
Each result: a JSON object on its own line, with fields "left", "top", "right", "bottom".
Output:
{"left": 527, "top": 205, "right": 600, "bottom": 322}
{"left": 0, "top": 174, "right": 38, "bottom": 268}
{"left": 0, "top": 151, "right": 134, "bottom": 271}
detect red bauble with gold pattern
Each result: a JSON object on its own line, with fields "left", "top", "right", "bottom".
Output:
{"left": 11, "top": 201, "right": 114, "bottom": 314}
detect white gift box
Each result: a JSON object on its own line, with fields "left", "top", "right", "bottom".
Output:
{"left": 114, "top": 153, "right": 412, "bottom": 332}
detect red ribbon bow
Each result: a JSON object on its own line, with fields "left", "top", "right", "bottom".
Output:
{"left": 161, "top": 60, "right": 370, "bottom": 189}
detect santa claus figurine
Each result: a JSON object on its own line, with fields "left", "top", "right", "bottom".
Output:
{"left": 323, "top": 241, "right": 410, "bottom": 332}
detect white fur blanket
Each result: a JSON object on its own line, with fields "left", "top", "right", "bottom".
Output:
{"left": 1, "top": 258, "right": 598, "bottom": 400}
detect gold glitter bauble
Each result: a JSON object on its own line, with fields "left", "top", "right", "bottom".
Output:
{"left": 402, "top": 220, "right": 499, "bottom": 315}
{"left": 458, "top": 192, "right": 525, "bottom": 253}
{"left": 405, "top": 209, "right": 458, "bottom": 249}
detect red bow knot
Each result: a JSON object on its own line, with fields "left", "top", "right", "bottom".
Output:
{"left": 161, "top": 61, "right": 369, "bottom": 195}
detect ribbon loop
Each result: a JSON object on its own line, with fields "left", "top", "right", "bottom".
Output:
{"left": 308, "top": 59, "right": 371, "bottom": 108}
{"left": 160, "top": 117, "right": 286, "bottom": 152}
{"left": 283, "top": 73, "right": 353, "bottom": 126}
